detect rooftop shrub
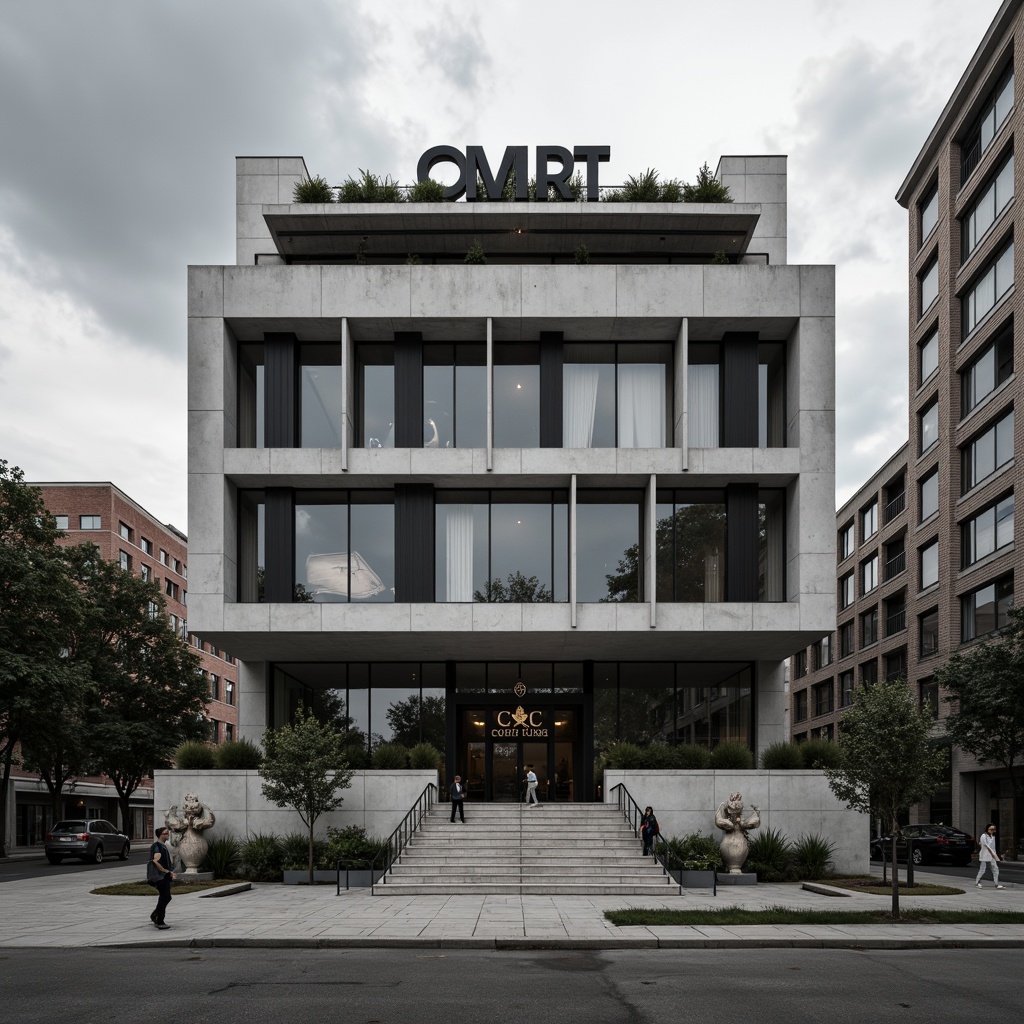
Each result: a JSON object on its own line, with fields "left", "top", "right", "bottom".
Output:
{"left": 681, "top": 162, "right": 733, "bottom": 203}
{"left": 292, "top": 175, "right": 335, "bottom": 203}
{"left": 337, "top": 169, "right": 404, "bottom": 203}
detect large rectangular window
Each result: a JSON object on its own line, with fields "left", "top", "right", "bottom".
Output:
{"left": 963, "top": 240, "right": 1014, "bottom": 338}
{"left": 435, "top": 491, "right": 568, "bottom": 602}
{"left": 839, "top": 621, "right": 855, "bottom": 658}
{"left": 563, "top": 343, "right": 670, "bottom": 448}
{"left": 919, "top": 330, "right": 938, "bottom": 386}
{"left": 961, "top": 574, "right": 1014, "bottom": 641}
{"left": 962, "top": 493, "right": 1014, "bottom": 567}
{"left": 920, "top": 539, "right": 939, "bottom": 589}
{"left": 577, "top": 492, "right": 643, "bottom": 602}
{"left": 860, "top": 607, "right": 878, "bottom": 648}
{"left": 920, "top": 608, "right": 939, "bottom": 658}
{"left": 961, "top": 320, "right": 1013, "bottom": 415}
{"left": 423, "top": 344, "right": 487, "bottom": 448}
{"left": 494, "top": 344, "right": 539, "bottom": 447}
{"left": 862, "top": 501, "right": 878, "bottom": 541}
{"left": 688, "top": 345, "right": 720, "bottom": 447}
{"left": 295, "top": 493, "right": 395, "bottom": 603}
{"left": 813, "top": 680, "right": 834, "bottom": 717}
{"left": 961, "top": 67, "right": 1014, "bottom": 183}
{"left": 359, "top": 345, "right": 395, "bottom": 448}
{"left": 654, "top": 491, "right": 726, "bottom": 603}
{"left": 839, "top": 521, "right": 855, "bottom": 560}
{"left": 814, "top": 635, "right": 833, "bottom": 670}
{"left": 920, "top": 398, "right": 939, "bottom": 453}
{"left": 862, "top": 554, "right": 879, "bottom": 595}
{"left": 840, "top": 571, "right": 855, "bottom": 610}
{"left": 962, "top": 153, "right": 1014, "bottom": 261}
{"left": 920, "top": 469, "right": 939, "bottom": 520}
{"left": 840, "top": 670, "right": 855, "bottom": 707}
{"left": 299, "top": 345, "right": 343, "bottom": 447}
{"left": 962, "top": 407, "right": 1014, "bottom": 492}
{"left": 919, "top": 258, "right": 939, "bottom": 316}
{"left": 920, "top": 185, "right": 939, "bottom": 244}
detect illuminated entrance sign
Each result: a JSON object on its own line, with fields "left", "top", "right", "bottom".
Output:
{"left": 491, "top": 706, "right": 549, "bottom": 738}
{"left": 416, "top": 144, "right": 611, "bottom": 202}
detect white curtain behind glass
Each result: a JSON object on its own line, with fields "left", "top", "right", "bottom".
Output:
{"left": 445, "top": 504, "right": 474, "bottom": 601}
{"left": 688, "top": 365, "right": 720, "bottom": 447}
{"left": 563, "top": 364, "right": 601, "bottom": 447}
{"left": 618, "top": 364, "right": 665, "bottom": 447}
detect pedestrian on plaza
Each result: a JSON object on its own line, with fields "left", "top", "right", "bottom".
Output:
{"left": 524, "top": 764, "right": 541, "bottom": 807}
{"left": 147, "top": 825, "right": 176, "bottom": 928}
{"left": 449, "top": 775, "right": 466, "bottom": 823}
{"left": 976, "top": 823, "right": 1004, "bottom": 889}
{"left": 640, "top": 806, "right": 660, "bottom": 856}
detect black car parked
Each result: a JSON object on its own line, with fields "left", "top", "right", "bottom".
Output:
{"left": 869, "top": 824, "right": 976, "bottom": 866}
{"left": 44, "top": 820, "right": 130, "bottom": 864}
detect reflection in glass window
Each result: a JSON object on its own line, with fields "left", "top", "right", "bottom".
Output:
{"left": 238, "top": 491, "right": 264, "bottom": 602}
{"left": 919, "top": 259, "right": 938, "bottom": 315}
{"left": 577, "top": 494, "right": 642, "bottom": 602}
{"left": 759, "top": 490, "right": 786, "bottom": 601}
{"left": 920, "top": 399, "right": 939, "bottom": 453}
{"left": 358, "top": 346, "right": 395, "bottom": 448}
{"left": 962, "top": 493, "right": 1014, "bottom": 567}
{"left": 962, "top": 153, "right": 1014, "bottom": 261}
{"left": 300, "top": 347, "right": 343, "bottom": 448}
{"left": 295, "top": 495, "right": 394, "bottom": 603}
{"left": 961, "top": 321, "right": 1013, "bottom": 415}
{"left": 759, "top": 343, "right": 786, "bottom": 447}
{"left": 563, "top": 343, "right": 670, "bottom": 448}
{"left": 920, "top": 185, "right": 938, "bottom": 243}
{"left": 962, "top": 408, "right": 1014, "bottom": 492}
{"left": 494, "top": 344, "right": 539, "bottom": 447}
{"left": 962, "top": 574, "right": 1013, "bottom": 641}
{"left": 963, "top": 241, "right": 1014, "bottom": 338}
{"left": 688, "top": 345, "right": 720, "bottom": 447}
{"left": 920, "top": 470, "right": 939, "bottom": 520}
{"left": 435, "top": 491, "right": 568, "bottom": 602}
{"left": 654, "top": 492, "right": 726, "bottom": 602}
{"left": 423, "top": 344, "right": 487, "bottom": 448}
{"left": 961, "top": 68, "right": 1014, "bottom": 182}
{"left": 920, "top": 330, "right": 938, "bottom": 385}
{"left": 839, "top": 522, "right": 855, "bottom": 560}
{"left": 920, "top": 540, "right": 939, "bottom": 589}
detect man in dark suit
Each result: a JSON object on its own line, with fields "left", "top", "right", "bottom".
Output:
{"left": 449, "top": 775, "right": 466, "bottom": 823}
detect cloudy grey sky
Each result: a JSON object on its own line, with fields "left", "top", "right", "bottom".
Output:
{"left": 0, "top": 0, "right": 1001, "bottom": 530}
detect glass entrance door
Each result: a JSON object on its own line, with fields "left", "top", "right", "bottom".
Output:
{"left": 492, "top": 742, "right": 520, "bottom": 801}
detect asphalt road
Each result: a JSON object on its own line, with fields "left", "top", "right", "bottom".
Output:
{"left": 1, "top": 947, "right": 1020, "bottom": 1023}
{"left": 869, "top": 855, "right": 1024, "bottom": 883}
{"left": 0, "top": 847, "right": 148, "bottom": 883}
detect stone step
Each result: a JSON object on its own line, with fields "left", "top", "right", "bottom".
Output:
{"left": 391, "top": 862, "right": 664, "bottom": 875}
{"left": 375, "top": 882, "right": 678, "bottom": 895}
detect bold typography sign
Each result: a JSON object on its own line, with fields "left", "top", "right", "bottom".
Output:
{"left": 490, "top": 706, "right": 548, "bottom": 738}
{"left": 417, "top": 145, "right": 610, "bottom": 202}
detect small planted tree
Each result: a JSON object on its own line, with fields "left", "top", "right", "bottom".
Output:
{"left": 824, "top": 678, "right": 946, "bottom": 918}
{"left": 260, "top": 706, "right": 353, "bottom": 883}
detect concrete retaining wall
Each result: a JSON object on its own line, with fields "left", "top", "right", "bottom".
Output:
{"left": 603, "top": 770, "right": 868, "bottom": 875}
{"left": 153, "top": 770, "right": 438, "bottom": 842}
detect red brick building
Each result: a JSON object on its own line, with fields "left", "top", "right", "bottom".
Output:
{"left": 5, "top": 483, "right": 237, "bottom": 848}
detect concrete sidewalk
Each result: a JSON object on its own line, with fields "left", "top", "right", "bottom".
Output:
{"left": 3, "top": 861, "right": 1024, "bottom": 950}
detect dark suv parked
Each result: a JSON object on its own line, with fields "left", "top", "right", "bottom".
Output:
{"left": 869, "top": 824, "right": 976, "bottom": 866}
{"left": 44, "top": 820, "right": 130, "bottom": 864}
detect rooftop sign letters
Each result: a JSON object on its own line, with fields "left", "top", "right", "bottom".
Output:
{"left": 417, "top": 145, "right": 611, "bottom": 202}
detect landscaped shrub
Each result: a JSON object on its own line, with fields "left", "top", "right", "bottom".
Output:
{"left": 214, "top": 738, "right": 263, "bottom": 769}
{"left": 603, "top": 168, "right": 683, "bottom": 203}
{"left": 464, "top": 239, "right": 487, "bottom": 264}
{"left": 744, "top": 826, "right": 792, "bottom": 881}
{"left": 708, "top": 741, "right": 754, "bottom": 770}
{"left": 292, "top": 175, "right": 335, "bottom": 203}
{"left": 201, "top": 834, "right": 241, "bottom": 877}
{"left": 663, "top": 831, "right": 724, "bottom": 871}
{"left": 326, "top": 825, "right": 387, "bottom": 869}
{"left": 602, "top": 742, "right": 646, "bottom": 770}
{"left": 337, "top": 169, "right": 403, "bottom": 203}
{"left": 760, "top": 741, "right": 805, "bottom": 770}
{"left": 408, "top": 742, "right": 442, "bottom": 771}
{"left": 239, "top": 832, "right": 283, "bottom": 882}
{"left": 407, "top": 178, "right": 447, "bottom": 202}
{"left": 799, "top": 738, "right": 843, "bottom": 769}
{"left": 791, "top": 833, "right": 836, "bottom": 879}
{"left": 371, "top": 742, "right": 409, "bottom": 770}
{"left": 681, "top": 163, "right": 733, "bottom": 203}
{"left": 672, "top": 744, "right": 712, "bottom": 769}
{"left": 340, "top": 737, "right": 370, "bottom": 770}
{"left": 280, "top": 831, "right": 329, "bottom": 872}
{"left": 639, "top": 743, "right": 675, "bottom": 769}
{"left": 174, "top": 741, "right": 215, "bottom": 770}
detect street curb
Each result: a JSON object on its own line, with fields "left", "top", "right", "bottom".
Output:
{"left": 77, "top": 935, "right": 1024, "bottom": 951}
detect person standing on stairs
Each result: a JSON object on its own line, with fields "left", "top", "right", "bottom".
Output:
{"left": 449, "top": 775, "right": 466, "bottom": 823}
{"left": 525, "top": 765, "right": 541, "bottom": 807}
{"left": 640, "top": 806, "right": 659, "bottom": 856}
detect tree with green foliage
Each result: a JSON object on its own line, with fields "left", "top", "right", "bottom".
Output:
{"left": 681, "top": 163, "right": 733, "bottom": 203}
{"left": 474, "top": 570, "right": 551, "bottom": 603}
{"left": 936, "top": 605, "right": 1024, "bottom": 854}
{"left": 292, "top": 175, "right": 335, "bottom": 203}
{"left": 385, "top": 693, "right": 446, "bottom": 749}
{"left": 68, "top": 545, "right": 209, "bottom": 836}
{"left": 0, "top": 461, "right": 82, "bottom": 856}
{"left": 260, "top": 705, "right": 353, "bottom": 883}
{"left": 824, "top": 677, "right": 946, "bottom": 918}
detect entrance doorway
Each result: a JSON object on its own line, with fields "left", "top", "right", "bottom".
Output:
{"left": 458, "top": 706, "right": 580, "bottom": 801}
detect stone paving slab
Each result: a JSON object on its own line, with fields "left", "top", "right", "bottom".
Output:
{"left": 3, "top": 861, "right": 1024, "bottom": 950}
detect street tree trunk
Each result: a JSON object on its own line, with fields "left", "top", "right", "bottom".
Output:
{"left": 890, "top": 824, "right": 900, "bottom": 920}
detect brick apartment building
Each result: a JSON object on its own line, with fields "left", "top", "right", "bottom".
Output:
{"left": 791, "top": 0, "right": 1024, "bottom": 839}
{"left": 4, "top": 482, "right": 237, "bottom": 848}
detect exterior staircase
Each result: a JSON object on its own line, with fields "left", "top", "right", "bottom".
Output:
{"left": 377, "top": 801, "right": 680, "bottom": 895}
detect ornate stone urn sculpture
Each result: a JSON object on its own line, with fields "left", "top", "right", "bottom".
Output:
{"left": 714, "top": 792, "right": 761, "bottom": 874}
{"left": 165, "top": 792, "right": 216, "bottom": 874}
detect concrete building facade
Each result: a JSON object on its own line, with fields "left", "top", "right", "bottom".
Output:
{"left": 791, "top": 0, "right": 1024, "bottom": 843}
{"left": 187, "top": 152, "right": 835, "bottom": 804}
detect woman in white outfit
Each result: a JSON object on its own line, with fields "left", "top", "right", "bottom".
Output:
{"left": 976, "top": 823, "right": 1004, "bottom": 888}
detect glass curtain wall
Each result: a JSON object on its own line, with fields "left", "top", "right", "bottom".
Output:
{"left": 654, "top": 490, "right": 726, "bottom": 602}
{"left": 759, "top": 343, "right": 786, "bottom": 447}
{"left": 493, "top": 344, "right": 540, "bottom": 447}
{"left": 576, "top": 491, "right": 643, "bottom": 602}
{"left": 758, "top": 490, "right": 786, "bottom": 601}
{"left": 423, "top": 344, "right": 487, "bottom": 448}
{"left": 358, "top": 345, "right": 395, "bottom": 448}
{"left": 435, "top": 491, "right": 569, "bottom": 602}
{"left": 688, "top": 344, "right": 720, "bottom": 447}
{"left": 238, "top": 490, "right": 265, "bottom": 602}
{"left": 562, "top": 343, "right": 670, "bottom": 448}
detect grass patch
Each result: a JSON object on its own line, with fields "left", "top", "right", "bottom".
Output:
{"left": 825, "top": 878, "right": 964, "bottom": 896}
{"left": 90, "top": 879, "right": 244, "bottom": 896}
{"left": 605, "top": 905, "right": 1024, "bottom": 926}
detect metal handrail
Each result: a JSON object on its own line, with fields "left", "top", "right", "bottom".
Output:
{"left": 886, "top": 608, "right": 907, "bottom": 635}
{"left": 884, "top": 550, "right": 906, "bottom": 580}
{"left": 883, "top": 492, "right": 906, "bottom": 525}
{"left": 364, "top": 782, "right": 438, "bottom": 895}
{"left": 611, "top": 782, "right": 717, "bottom": 897}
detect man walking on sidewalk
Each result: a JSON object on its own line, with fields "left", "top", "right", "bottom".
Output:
{"left": 977, "top": 823, "right": 1004, "bottom": 889}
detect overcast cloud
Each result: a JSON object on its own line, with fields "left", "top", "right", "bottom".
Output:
{"left": 0, "top": 0, "right": 1003, "bottom": 529}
